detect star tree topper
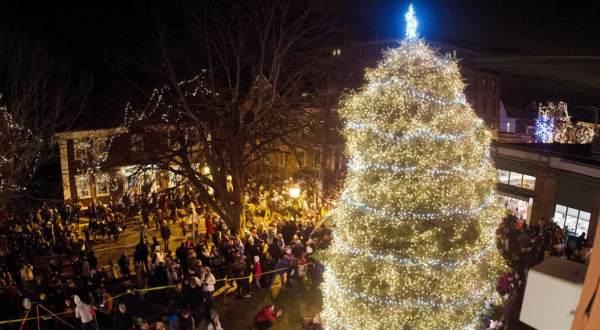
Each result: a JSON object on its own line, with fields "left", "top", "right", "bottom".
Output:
{"left": 405, "top": 4, "right": 418, "bottom": 41}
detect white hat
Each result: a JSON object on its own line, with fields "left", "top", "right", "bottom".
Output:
{"left": 254, "top": 256, "right": 260, "bottom": 263}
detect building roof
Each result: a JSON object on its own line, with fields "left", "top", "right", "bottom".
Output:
{"left": 494, "top": 141, "right": 600, "bottom": 168}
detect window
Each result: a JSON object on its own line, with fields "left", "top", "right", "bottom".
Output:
{"left": 297, "top": 150, "right": 306, "bottom": 167}
{"left": 522, "top": 175, "right": 536, "bottom": 190}
{"left": 332, "top": 48, "right": 341, "bottom": 56}
{"left": 491, "top": 99, "right": 497, "bottom": 115}
{"left": 131, "top": 134, "right": 144, "bottom": 153}
{"left": 470, "top": 98, "right": 476, "bottom": 110}
{"left": 472, "top": 76, "right": 478, "bottom": 90}
{"left": 509, "top": 172, "right": 523, "bottom": 187}
{"left": 74, "top": 140, "right": 87, "bottom": 161}
{"left": 480, "top": 98, "right": 486, "bottom": 113}
{"left": 554, "top": 205, "right": 590, "bottom": 236}
{"left": 76, "top": 175, "right": 91, "bottom": 198}
{"left": 278, "top": 153, "right": 286, "bottom": 167}
{"left": 94, "top": 138, "right": 108, "bottom": 160}
{"left": 96, "top": 174, "right": 110, "bottom": 196}
{"left": 482, "top": 78, "right": 487, "bottom": 91}
{"left": 498, "top": 169, "right": 535, "bottom": 190}
{"left": 498, "top": 169, "right": 510, "bottom": 184}
{"left": 554, "top": 205, "right": 567, "bottom": 228}
{"left": 491, "top": 79, "right": 497, "bottom": 93}
{"left": 577, "top": 211, "right": 591, "bottom": 237}
{"left": 313, "top": 152, "right": 322, "bottom": 169}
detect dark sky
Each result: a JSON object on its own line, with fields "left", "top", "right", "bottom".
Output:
{"left": 7, "top": 0, "right": 600, "bottom": 117}
{"left": 348, "top": 0, "right": 600, "bottom": 118}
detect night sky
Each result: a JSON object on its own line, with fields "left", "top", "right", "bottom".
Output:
{"left": 6, "top": 0, "right": 600, "bottom": 117}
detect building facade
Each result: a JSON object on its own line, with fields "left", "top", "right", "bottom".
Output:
{"left": 323, "top": 39, "right": 502, "bottom": 129}
{"left": 492, "top": 142, "right": 600, "bottom": 239}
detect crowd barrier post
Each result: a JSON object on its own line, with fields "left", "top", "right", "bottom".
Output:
{"left": 38, "top": 304, "right": 75, "bottom": 329}
{"left": 19, "top": 308, "right": 31, "bottom": 330}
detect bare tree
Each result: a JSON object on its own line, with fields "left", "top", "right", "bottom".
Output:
{"left": 0, "top": 26, "right": 90, "bottom": 211}
{"left": 112, "top": 0, "right": 342, "bottom": 232}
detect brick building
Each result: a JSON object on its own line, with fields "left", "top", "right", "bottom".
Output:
{"left": 492, "top": 142, "right": 600, "bottom": 239}
{"left": 321, "top": 39, "right": 502, "bottom": 129}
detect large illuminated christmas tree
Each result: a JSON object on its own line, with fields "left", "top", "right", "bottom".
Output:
{"left": 321, "top": 6, "right": 506, "bottom": 330}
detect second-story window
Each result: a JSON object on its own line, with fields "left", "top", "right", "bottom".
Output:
{"left": 94, "top": 138, "right": 108, "bottom": 160}
{"left": 74, "top": 139, "right": 87, "bottom": 161}
{"left": 491, "top": 79, "right": 497, "bottom": 93}
{"left": 297, "top": 150, "right": 306, "bottom": 167}
{"left": 131, "top": 134, "right": 144, "bottom": 153}
{"left": 482, "top": 78, "right": 487, "bottom": 91}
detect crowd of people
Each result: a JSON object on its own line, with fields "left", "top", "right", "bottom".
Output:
{"left": 1, "top": 185, "right": 594, "bottom": 330}
{"left": 0, "top": 187, "right": 330, "bottom": 330}
{"left": 485, "top": 215, "right": 592, "bottom": 330}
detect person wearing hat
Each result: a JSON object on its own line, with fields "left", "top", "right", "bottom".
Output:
{"left": 252, "top": 256, "right": 262, "bottom": 289}
{"left": 207, "top": 310, "right": 223, "bottom": 330}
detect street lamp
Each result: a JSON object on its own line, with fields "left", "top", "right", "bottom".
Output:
{"left": 289, "top": 186, "right": 300, "bottom": 198}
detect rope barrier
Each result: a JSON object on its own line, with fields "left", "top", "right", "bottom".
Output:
{"left": 0, "top": 262, "right": 314, "bottom": 325}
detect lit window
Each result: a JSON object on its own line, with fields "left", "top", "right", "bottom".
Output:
{"left": 74, "top": 140, "right": 87, "bottom": 160}
{"left": 522, "top": 175, "right": 536, "bottom": 190}
{"left": 498, "top": 169, "right": 509, "bottom": 184}
{"left": 554, "top": 205, "right": 591, "bottom": 236}
{"left": 509, "top": 172, "right": 523, "bottom": 187}
{"left": 554, "top": 204, "right": 567, "bottom": 228}
{"left": 96, "top": 174, "right": 110, "bottom": 196}
{"left": 94, "top": 138, "right": 108, "bottom": 160}
{"left": 577, "top": 211, "right": 590, "bottom": 236}
{"left": 491, "top": 79, "right": 497, "bottom": 92}
{"left": 76, "top": 175, "right": 91, "bottom": 198}
{"left": 565, "top": 207, "right": 580, "bottom": 234}
{"left": 332, "top": 49, "right": 341, "bottom": 56}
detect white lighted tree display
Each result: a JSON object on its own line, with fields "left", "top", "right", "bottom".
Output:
{"left": 536, "top": 101, "right": 595, "bottom": 144}
{"left": 320, "top": 6, "right": 506, "bottom": 330}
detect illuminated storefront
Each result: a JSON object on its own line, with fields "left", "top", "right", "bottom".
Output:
{"left": 553, "top": 204, "right": 590, "bottom": 236}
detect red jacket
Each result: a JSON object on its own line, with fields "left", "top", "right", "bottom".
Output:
{"left": 205, "top": 218, "right": 215, "bottom": 235}
{"left": 254, "top": 262, "right": 262, "bottom": 279}
{"left": 255, "top": 307, "right": 277, "bottom": 323}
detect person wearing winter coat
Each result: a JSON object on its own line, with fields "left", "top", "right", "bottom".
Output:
{"left": 253, "top": 256, "right": 262, "bottom": 288}
{"left": 207, "top": 310, "right": 224, "bottom": 330}
{"left": 73, "top": 295, "right": 95, "bottom": 330}
{"left": 113, "top": 303, "right": 136, "bottom": 330}
{"left": 160, "top": 221, "right": 171, "bottom": 253}
{"left": 153, "top": 246, "right": 164, "bottom": 266}
{"left": 200, "top": 267, "right": 216, "bottom": 304}
{"left": 498, "top": 286, "right": 524, "bottom": 330}
{"left": 179, "top": 309, "right": 195, "bottom": 330}
{"left": 118, "top": 252, "right": 131, "bottom": 279}
{"left": 254, "top": 302, "right": 282, "bottom": 329}
{"left": 271, "top": 256, "right": 289, "bottom": 288}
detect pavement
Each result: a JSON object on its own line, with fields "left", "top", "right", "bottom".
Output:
{"left": 34, "top": 216, "right": 209, "bottom": 278}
